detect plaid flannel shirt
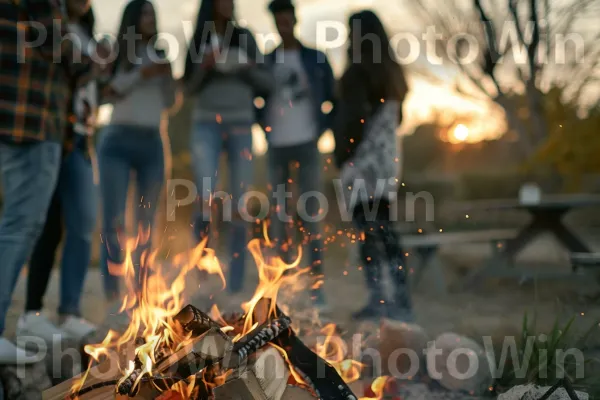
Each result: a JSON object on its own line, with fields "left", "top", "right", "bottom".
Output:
{"left": 0, "top": 0, "right": 84, "bottom": 144}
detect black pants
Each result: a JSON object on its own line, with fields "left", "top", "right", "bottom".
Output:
{"left": 353, "top": 200, "right": 410, "bottom": 306}
{"left": 25, "top": 188, "right": 63, "bottom": 313}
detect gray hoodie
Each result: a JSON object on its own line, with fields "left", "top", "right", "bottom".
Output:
{"left": 185, "top": 28, "right": 273, "bottom": 123}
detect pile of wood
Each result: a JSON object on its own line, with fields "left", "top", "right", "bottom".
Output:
{"left": 42, "top": 300, "right": 358, "bottom": 400}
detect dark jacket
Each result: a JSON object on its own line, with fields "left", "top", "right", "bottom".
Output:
{"left": 256, "top": 43, "right": 336, "bottom": 139}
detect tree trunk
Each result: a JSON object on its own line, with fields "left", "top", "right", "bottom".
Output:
{"left": 525, "top": 83, "right": 549, "bottom": 146}
{"left": 495, "top": 95, "right": 534, "bottom": 159}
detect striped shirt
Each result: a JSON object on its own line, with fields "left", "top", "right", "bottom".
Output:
{"left": 0, "top": 0, "right": 78, "bottom": 144}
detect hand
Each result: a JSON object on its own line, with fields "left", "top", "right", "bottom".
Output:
{"left": 90, "top": 58, "right": 111, "bottom": 76}
{"left": 95, "top": 42, "right": 112, "bottom": 60}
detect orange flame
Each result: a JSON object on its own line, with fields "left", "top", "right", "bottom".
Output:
{"left": 75, "top": 221, "right": 368, "bottom": 397}
{"left": 359, "top": 376, "right": 392, "bottom": 400}
{"left": 76, "top": 228, "right": 225, "bottom": 396}
{"left": 314, "top": 324, "right": 363, "bottom": 383}
{"left": 238, "top": 238, "right": 304, "bottom": 338}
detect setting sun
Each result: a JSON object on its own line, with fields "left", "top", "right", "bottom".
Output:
{"left": 453, "top": 124, "right": 470, "bottom": 142}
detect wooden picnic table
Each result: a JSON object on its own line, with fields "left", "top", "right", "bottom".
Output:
{"left": 456, "top": 194, "right": 600, "bottom": 288}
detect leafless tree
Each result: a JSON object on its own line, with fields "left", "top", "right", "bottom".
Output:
{"left": 407, "top": 0, "right": 600, "bottom": 158}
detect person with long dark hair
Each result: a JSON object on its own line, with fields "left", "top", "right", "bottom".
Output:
{"left": 183, "top": 0, "right": 273, "bottom": 293}
{"left": 98, "top": 0, "right": 176, "bottom": 303}
{"left": 333, "top": 10, "right": 412, "bottom": 321}
{"left": 16, "top": 0, "right": 104, "bottom": 344}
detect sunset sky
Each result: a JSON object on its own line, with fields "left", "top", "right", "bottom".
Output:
{"left": 93, "top": 0, "right": 506, "bottom": 151}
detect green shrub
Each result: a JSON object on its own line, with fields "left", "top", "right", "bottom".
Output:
{"left": 495, "top": 312, "right": 600, "bottom": 398}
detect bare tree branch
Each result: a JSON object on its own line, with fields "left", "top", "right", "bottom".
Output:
{"left": 454, "top": 82, "right": 492, "bottom": 103}
{"left": 507, "top": 0, "right": 532, "bottom": 85}
{"left": 527, "top": 0, "right": 541, "bottom": 81}
{"left": 406, "top": 0, "right": 597, "bottom": 157}
{"left": 550, "top": 0, "right": 596, "bottom": 38}
{"left": 508, "top": 0, "right": 527, "bottom": 48}
{"left": 543, "top": 0, "right": 551, "bottom": 62}
{"left": 455, "top": 61, "right": 494, "bottom": 98}
{"left": 474, "top": 0, "right": 501, "bottom": 77}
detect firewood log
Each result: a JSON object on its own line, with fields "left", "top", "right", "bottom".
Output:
{"left": 248, "top": 346, "right": 289, "bottom": 400}
{"left": 153, "top": 327, "right": 232, "bottom": 379}
{"left": 43, "top": 327, "right": 231, "bottom": 399}
{"left": 41, "top": 360, "right": 152, "bottom": 400}
{"left": 213, "top": 346, "right": 290, "bottom": 400}
{"left": 155, "top": 390, "right": 184, "bottom": 400}
{"left": 280, "top": 385, "right": 318, "bottom": 399}
{"left": 212, "top": 370, "right": 267, "bottom": 400}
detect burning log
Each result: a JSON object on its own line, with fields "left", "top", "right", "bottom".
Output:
{"left": 222, "top": 315, "right": 292, "bottom": 370}
{"left": 117, "top": 306, "right": 233, "bottom": 396}
{"left": 280, "top": 385, "right": 318, "bottom": 399}
{"left": 42, "top": 358, "right": 126, "bottom": 400}
{"left": 250, "top": 299, "right": 359, "bottom": 400}
{"left": 273, "top": 328, "right": 358, "bottom": 400}
{"left": 212, "top": 346, "right": 290, "bottom": 400}
{"left": 211, "top": 370, "right": 269, "bottom": 400}
{"left": 43, "top": 302, "right": 358, "bottom": 400}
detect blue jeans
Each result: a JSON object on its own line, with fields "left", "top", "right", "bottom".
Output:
{"left": 0, "top": 141, "right": 62, "bottom": 334}
{"left": 97, "top": 125, "right": 165, "bottom": 301}
{"left": 190, "top": 120, "right": 253, "bottom": 293}
{"left": 26, "top": 140, "right": 98, "bottom": 316}
{"left": 267, "top": 140, "right": 325, "bottom": 300}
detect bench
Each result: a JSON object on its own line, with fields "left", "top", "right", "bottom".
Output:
{"left": 570, "top": 253, "right": 600, "bottom": 301}
{"left": 571, "top": 252, "right": 600, "bottom": 269}
{"left": 401, "top": 229, "right": 517, "bottom": 295}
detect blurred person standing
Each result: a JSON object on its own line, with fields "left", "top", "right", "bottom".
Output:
{"left": 18, "top": 0, "right": 105, "bottom": 345}
{"left": 183, "top": 0, "right": 273, "bottom": 293}
{"left": 333, "top": 10, "right": 412, "bottom": 321}
{"left": 97, "top": 0, "right": 177, "bottom": 304}
{"left": 0, "top": 0, "right": 91, "bottom": 363}
{"left": 260, "top": 0, "right": 336, "bottom": 309}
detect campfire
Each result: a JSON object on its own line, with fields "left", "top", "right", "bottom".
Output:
{"left": 42, "top": 227, "right": 390, "bottom": 400}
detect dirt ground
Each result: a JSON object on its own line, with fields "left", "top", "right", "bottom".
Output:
{"left": 6, "top": 233, "right": 600, "bottom": 344}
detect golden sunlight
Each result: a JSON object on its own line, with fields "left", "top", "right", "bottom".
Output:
{"left": 452, "top": 124, "right": 469, "bottom": 142}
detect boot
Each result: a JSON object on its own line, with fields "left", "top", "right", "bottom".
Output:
{"left": 387, "top": 287, "right": 415, "bottom": 322}
{"left": 351, "top": 294, "right": 388, "bottom": 321}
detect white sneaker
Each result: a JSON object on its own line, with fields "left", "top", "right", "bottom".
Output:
{"left": 0, "top": 337, "right": 39, "bottom": 365}
{"left": 59, "top": 316, "right": 97, "bottom": 341}
{"left": 16, "top": 311, "right": 71, "bottom": 344}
